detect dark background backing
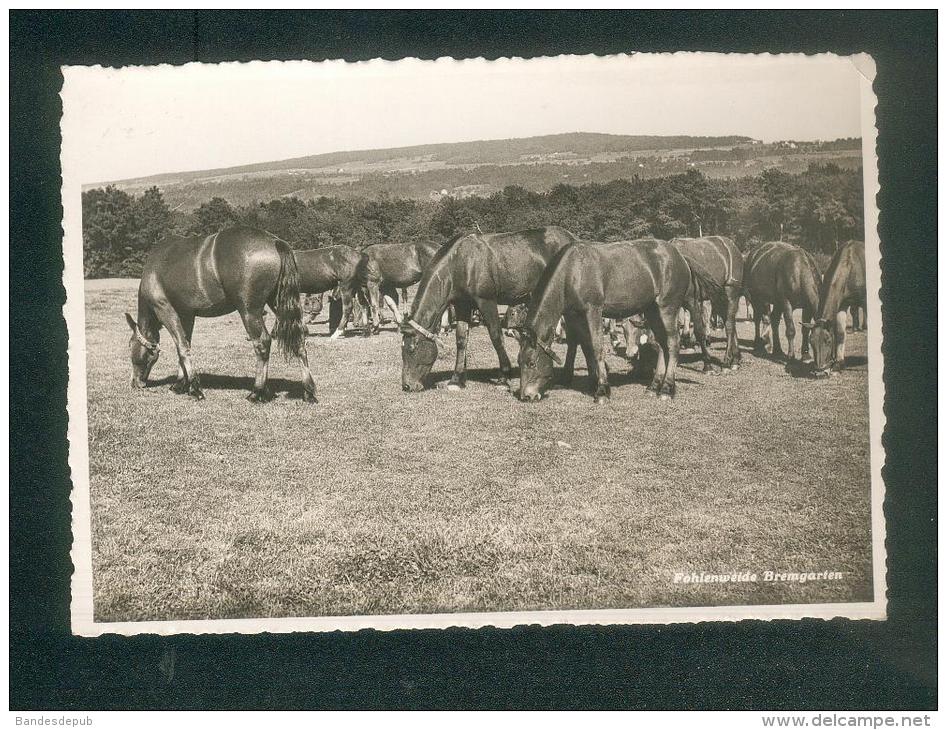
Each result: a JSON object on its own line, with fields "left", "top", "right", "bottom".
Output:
{"left": 9, "top": 10, "right": 937, "bottom": 710}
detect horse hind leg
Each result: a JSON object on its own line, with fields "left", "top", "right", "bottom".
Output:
{"left": 648, "top": 303, "right": 681, "bottom": 400}
{"left": 329, "top": 288, "right": 354, "bottom": 340}
{"left": 723, "top": 287, "right": 741, "bottom": 371}
{"left": 240, "top": 309, "right": 276, "bottom": 403}
{"left": 779, "top": 299, "right": 796, "bottom": 363}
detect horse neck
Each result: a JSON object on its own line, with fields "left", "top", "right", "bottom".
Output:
{"left": 528, "top": 260, "right": 568, "bottom": 345}
{"left": 410, "top": 255, "right": 454, "bottom": 330}
{"left": 136, "top": 297, "right": 161, "bottom": 340}
{"left": 816, "top": 255, "right": 849, "bottom": 320}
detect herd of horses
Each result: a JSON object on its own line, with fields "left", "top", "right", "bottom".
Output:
{"left": 124, "top": 225, "right": 867, "bottom": 404}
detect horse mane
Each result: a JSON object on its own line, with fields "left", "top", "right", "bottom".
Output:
{"left": 800, "top": 247, "right": 823, "bottom": 284}
{"left": 532, "top": 240, "right": 576, "bottom": 302}
{"left": 426, "top": 230, "right": 473, "bottom": 267}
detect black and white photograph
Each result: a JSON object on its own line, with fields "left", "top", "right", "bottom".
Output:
{"left": 61, "top": 51, "right": 885, "bottom": 635}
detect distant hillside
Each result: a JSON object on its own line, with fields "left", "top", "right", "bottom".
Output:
{"left": 101, "top": 133, "right": 756, "bottom": 187}
{"left": 91, "top": 133, "right": 861, "bottom": 210}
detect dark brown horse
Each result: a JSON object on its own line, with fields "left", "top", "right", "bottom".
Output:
{"left": 516, "top": 239, "right": 714, "bottom": 403}
{"left": 295, "top": 245, "right": 371, "bottom": 339}
{"left": 743, "top": 241, "right": 822, "bottom": 363}
{"left": 670, "top": 235, "right": 744, "bottom": 372}
{"left": 400, "top": 226, "right": 579, "bottom": 392}
{"left": 125, "top": 226, "right": 317, "bottom": 402}
{"left": 359, "top": 240, "right": 442, "bottom": 330}
{"left": 805, "top": 240, "right": 867, "bottom": 376}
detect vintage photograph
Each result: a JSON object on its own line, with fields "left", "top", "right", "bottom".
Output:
{"left": 62, "top": 52, "right": 885, "bottom": 634}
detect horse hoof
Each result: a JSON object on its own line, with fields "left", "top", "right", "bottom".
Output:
{"left": 645, "top": 389, "right": 658, "bottom": 398}
{"left": 302, "top": 391, "right": 318, "bottom": 404}
{"left": 659, "top": 392, "right": 672, "bottom": 401}
{"left": 190, "top": 390, "right": 205, "bottom": 401}
{"left": 445, "top": 382, "right": 464, "bottom": 392}
{"left": 493, "top": 381, "right": 510, "bottom": 390}
{"left": 594, "top": 395, "right": 609, "bottom": 405}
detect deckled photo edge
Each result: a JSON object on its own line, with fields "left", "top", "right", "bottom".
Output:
{"left": 63, "top": 52, "right": 888, "bottom": 636}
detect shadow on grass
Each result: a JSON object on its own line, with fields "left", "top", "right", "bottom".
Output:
{"left": 428, "top": 367, "right": 512, "bottom": 388}
{"left": 148, "top": 374, "right": 311, "bottom": 399}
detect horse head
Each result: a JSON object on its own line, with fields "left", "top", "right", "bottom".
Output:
{"left": 124, "top": 313, "right": 160, "bottom": 388}
{"left": 517, "top": 328, "right": 558, "bottom": 402}
{"left": 400, "top": 319, "right": 439, "bottom": 392}
{"left": 803, "top": 317, "right": 835, "bottom": 377}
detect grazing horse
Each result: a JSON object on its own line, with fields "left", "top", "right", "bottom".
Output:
{"left": 400, "top": 226, "right": 579, "bottom": 392}
{"left": 743, "top": 241, "right": 821, "bottom": 363}
{"left": 124, "top": 226, "right": 317, "bottom": 403}
{"left": 670, "top": 235, "right": 744, "bottom": 372}
{"left": 295, "top": 245, "right": 371, "bottom": 339}
{"left": 517, "top": 239, "right": 717, "bottom": 403}
{"left": 359, "top": 240, "right": 442, "bottom": 330}
{"left": 805, "top": 240, "right": 867, "bottom": 376}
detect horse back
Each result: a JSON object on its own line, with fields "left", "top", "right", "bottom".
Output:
{"left": 671, "top": 235, "right": 742, "bottom": 286}
{"left": 295, "top": 245, "right": 361, "bottom": 293}
{"left": 569, "top": 239, "right": 689, "bottom": 316}
{"left": 745, "top": 241, "right": 819, "bottom": 309}
{"left": 142, "top": 227, "right": 282, "bottom": 314}
{"left": 451, "top": 226, "right": 578, "bottom": 303}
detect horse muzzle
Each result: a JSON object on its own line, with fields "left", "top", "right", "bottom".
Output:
{"left": 519, "top": 389, "right": 543, "bottom": 403}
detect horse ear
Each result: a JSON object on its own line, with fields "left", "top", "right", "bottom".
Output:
{"left": 124, "top": 313, "right": 137, "bottom": 332}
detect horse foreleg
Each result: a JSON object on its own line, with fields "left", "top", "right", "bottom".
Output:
{"left": 643, "top": 304, "right": 668, "bottom": 398}
{"left": 801, "top": 306, "right": 814, "bottom": 361}
{"left": 582, "top": 307, "right": 610, "bottom": 403}
{"left": 834, "top": 310, "right": 848, "bottom": 371}
{"left": 561, "top": 313, "right": 583, "bottom": 386}
{"left": 475, "top": 298, "right": 513, "bottom": 388}
{"left": 172, "top": 313, "right": 195, "bottom": 392}
{"left": 155, "top": 304, "right": 203, "bottom": 400}
{"left": 448, "top": 302, "right": 472, "bottom": 391}
{"left": 240, "top": 309, "right": 275, "bottom": 403}
{"left": 306, "top": 293, "right": 323, "bottom": 325}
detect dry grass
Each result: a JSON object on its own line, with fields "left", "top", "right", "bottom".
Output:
{"left": 84, "top": 279, "right": 873, "bottom": 622}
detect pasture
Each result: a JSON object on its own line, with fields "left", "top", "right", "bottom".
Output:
{"left": 83, "top": 278, "right": 873, "bottom": 622}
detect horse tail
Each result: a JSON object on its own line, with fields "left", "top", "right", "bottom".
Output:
{"left": 271, "top": 239, "right": 307, "bottom": 358}
{"left": 686, "top": 258, "right": 725, "bottom": 306}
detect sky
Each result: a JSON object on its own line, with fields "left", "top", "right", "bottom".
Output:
{"left": 62, "top": 53, "right": 867, "bottom": 184}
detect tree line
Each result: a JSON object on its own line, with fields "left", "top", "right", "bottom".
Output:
{"left": 82, "top": 164, "right": 863, "bottom": 278}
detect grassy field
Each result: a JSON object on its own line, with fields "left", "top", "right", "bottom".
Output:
{"left": 83, "top": 279, "right": 873, "bottom": 622}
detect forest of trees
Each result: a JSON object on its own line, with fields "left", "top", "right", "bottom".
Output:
{"left": 82, "top": 164, "right": 864, "bottom": 278}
